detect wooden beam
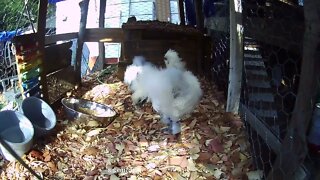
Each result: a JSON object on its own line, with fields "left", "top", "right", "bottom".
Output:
{"left": 84, "top": 28, "right": 123, "bottom": 42}
{"left": 178, "top": 0, "right": 185, "bottom": 25}
{"left": 75, "top": 0, "right": 90, "bottom": 84}
{"left": 37, "top": 0, "right": 49, "bottom": 102}
{"left": 45, "top": 32, "right": 78, "bottom": 45}
{"left": 99, "top": 0, "right": 106, "bottom": 68}
{"left": 156, "top": 0, "right": 170, "bottom": 22}
{"left": 267, "top": 1, "right": 320, "bottom": 179}
{"left": 227, "top": 0, "right": 243, "bottom": 113}
{"left": 37, "top": 0, "right": 48, "bottom": 37}
{"left": 193, "top": 0, "right": 204, "bottom": 32}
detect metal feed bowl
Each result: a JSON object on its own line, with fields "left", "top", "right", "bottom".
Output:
{"left": 61, "top": 97, "right": 117, "bottom": 126}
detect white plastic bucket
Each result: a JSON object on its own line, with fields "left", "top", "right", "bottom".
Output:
{"left": 0, "top": 110, "right": 34, "bottom": 161}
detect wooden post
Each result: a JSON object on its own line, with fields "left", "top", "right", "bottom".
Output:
{"left": 226, "top": 0, "right": 243, "bottom": 113}
{"left": 193, "top": 0, "right": 204, "bottom": 32}
{"left": 37, "top": 0, "right": 49, "bottom": 102}
{"left": 99, "top": 0, "right": 106, "bottom": 67}
{"left": 178, "top": 0, "right": 185, "bottom": 25}
{"left": 75, "top": 0, "right": 90, "bottom": 84}
{"left": 156, "top": 0, "right": 170, "bottom": 22}
{"left": 267, "top": 1, "right": 320, "bottom": 179}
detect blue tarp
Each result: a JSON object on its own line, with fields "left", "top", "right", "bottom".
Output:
{"left": 0, "top": 30, "right": 22, "bottom": 42}
{"left": 49, "top": 0, "right": 65, "bottom": 4}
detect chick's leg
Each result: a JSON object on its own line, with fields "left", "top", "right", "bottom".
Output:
{"left": 171, "top": 121, "right": 181, "bottom": 135}
{"left": 160, "top": 115, "right": 173, "bottom": 134}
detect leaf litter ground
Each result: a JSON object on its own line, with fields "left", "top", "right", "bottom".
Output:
{"left": 0, "top": 70, "right": 253, "bottom": 180}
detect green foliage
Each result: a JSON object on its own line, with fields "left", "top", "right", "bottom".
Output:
{"left": 0, "top": 0, "right": 39, "bottom": 31}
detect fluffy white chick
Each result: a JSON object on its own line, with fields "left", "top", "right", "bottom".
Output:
{"left": 164, "top": 49, "right": 186, "bottom": 71}
{"left": 124, "top": 56, "right": 147, "bottom": 86}
{"left": 144, "top": 67, "right": 202, "bottom": 134}
{"left": 124, "top": 56, "right": 154, "bottom": 105}
{"left": 156, "top": 50, "right": 202, "bottom": 134}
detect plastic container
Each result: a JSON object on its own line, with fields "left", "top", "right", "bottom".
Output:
{"left": 21, "top": 97, "right": 56, "bottom": 137}
{"left": 0, "top": 110, "right": 34, "bottom": 161}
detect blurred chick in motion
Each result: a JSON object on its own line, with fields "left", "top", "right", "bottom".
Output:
{"left": 156, "top": 49, "right": 202, "bottom": 134}
{"left": 124, "top": 56, "right": 154, "bottom": 106}
{"left": 164, "top": 49, "right": 186, "bottom": 71}
{"left": 123, "top": 50, "right": 202, "bottom": 135}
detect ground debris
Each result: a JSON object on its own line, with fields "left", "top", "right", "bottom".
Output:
{"left": 0, "top": 70, "right": 252, "bottom": 179}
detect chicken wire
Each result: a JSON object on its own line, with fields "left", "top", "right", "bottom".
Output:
{"left": 205, "top": 0, "right": 230, "bottom": 97}
{"left": 0, "top": 0, "right": 40, "bottom": 107}
{"left": 240, "top": 0, "right": 309, "bottom": 179}
{"left": 0, "top": 0, "right": 57, "bottom": 108}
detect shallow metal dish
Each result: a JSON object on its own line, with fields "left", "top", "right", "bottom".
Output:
{"left": 61, "top": 97, "right": 116, "bottom": 125}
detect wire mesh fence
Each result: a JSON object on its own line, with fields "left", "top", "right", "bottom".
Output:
{"left": 206, "top": 0, "right": 317, "bottom": 179}
{"left": 240, "top": 0, "right": 308, "bottom": 179}
{"left": 0, "top": 0, "right": 41, "bottom": 108}
{"left": 204, "top": 0, "right": 230, "bottom": 98}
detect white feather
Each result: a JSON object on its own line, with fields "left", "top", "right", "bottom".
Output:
{"left": 164, "top": 49, "right": 186, "bottom": 71}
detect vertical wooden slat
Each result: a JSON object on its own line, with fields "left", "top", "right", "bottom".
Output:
{"left": 226, "top": 0, "right": 243, "bottom": 113}
{"left": 156, "top": 0, "right": 170, "bottom": 22}
{"left": 75, "top": 0, "right": 90, "bottom": 84}
{"left": 193, "top": 0, "right": 204, "bottom": 32}
{"left": 267, "top": 1, "right": 320, "bottom": 179}
{"left": 37, "top": 0, "right": 49, "bottom": 102}
{"left": 99, "top": 0, "right": 106, "bottom": 67}
{"left": 178, "top": 0, "right": 185, "bottom": 25}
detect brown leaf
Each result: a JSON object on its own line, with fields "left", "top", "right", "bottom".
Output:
{"left": 168, "top": 156, "right": 188, "bottom": 168}
{"left": 190, "top": 172, "right": 199, "bottom": 180}
{"left": 206, "top": 138, "right": 224, "bottom": 153}
{"left": 87, "top": 169, "right": 99, "bottom": 176}
{"left": 132, "top": 160, "right": 144, "bottom": 166}
{"left": 138, "top": 136, "right": 149, "bottom": 147}
{"left": 107, "top": 142, "right": 117, "bottom": 154}
{"left": 44, "top": 154, "right": 51, "bottom": 162}
{"left": 133, "top": 119, "right": 144, "bottom": 128}
{"left": 196, "top": 152, "right": 212, "bottom": 164}
{"left": 29, "top": 150, "right": 43, "bottom": 160}
{"left": 210, "top": 154, "right": 220, "bottom": 164}
{"left": 83, "top": 176, "right": 95, "bottom": 180}
{"left": 83, "top": 147, "right": 99, "bottom": 156}
{"left": 47, "top": 161, "right": 58, "bottom": 172}
{"left": 189, "top": 119, "right": 197, "bottom": 129}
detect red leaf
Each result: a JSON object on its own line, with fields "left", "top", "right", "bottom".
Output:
{"left": 207, "top": 138, "right": 224, "bottom": 153}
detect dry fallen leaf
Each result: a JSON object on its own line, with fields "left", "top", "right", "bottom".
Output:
{"left": 0, "top": 73, "right": 253, "bottom": 179}
{"left": 148, "top": 144, "right": 160, "bottom": 152}
{"left": 86, "top": 128, "right": 105, "bottom": 137}
{"left": 87, "top": 120, "right": 100, "bottom": 127}
{"left": 47, "top": 161, "right": 58, "bottom": 172}
{"left": 115, "top": 143, "right": 125, "bottom": 156}
{"left": 168, "top": 156, "right": 188, "bottom": 168}
{"left": 187, "top": 158, "right": 197, "bottom": 171}
{"left": 83, "top": 147, "right": 99, "bottom": 156}
{"left": 206, "top": 138, "right": 224, "bottom": 153}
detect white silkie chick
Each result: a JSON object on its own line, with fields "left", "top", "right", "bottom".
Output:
{"left": 164, "top": 49, "right": 186, "bottom": 71}
{"left": 124, "top": 56, "right": 154, "bottom": 105}
{"left": 124, "top": 56, "right": 147, "bottom": 87}
{"left": 153, "top": 49, "right": 202, "bottom": 134}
